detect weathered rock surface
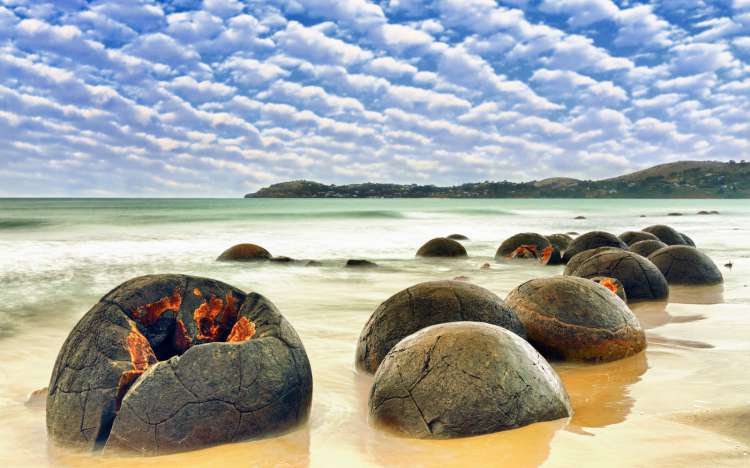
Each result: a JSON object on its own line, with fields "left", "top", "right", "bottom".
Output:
{"left": 217, "top": 243, "right": 272, "bottom": 262}
{"left": 618, "top": 231, "right": 659, "bottom": 246}
{"left": 369, "top": 322, "right": 571, "bottom": 438}
{"left": 567, "top": 251, "right": 669, "bottom": 302}
{"left": 546, "top": 233, "right": 573, "bottom": 252}
{"left": 46, "top": 274, "right": 312, "bottom": 455}
{"left": 495, "top": 233, "right": 551, "bottom": 258}
{"left": 505, "top": 276, "right": 646, "bottom": 362}
{"left": 563, "top": 247, "right": 624, "bottom": 276}
{"left": 629, "top": 239, "right": 668, "bottom": 258}
{"left": 561, "top": 231, "right": 627, "bottom": 264}
{"left": 416, "top": 238, "right": 468, "bottom": 258}
{"left": 356, "top": 281, "right": 526, "bottom": 374}
{"left": 446, "top": 234, "right": 469, "bottom": 241}
{"left": 648, "top": 246, "right": 723, "bottom": 285}
{"left": 642, "top": 225, "right": 689, "bottom": 246}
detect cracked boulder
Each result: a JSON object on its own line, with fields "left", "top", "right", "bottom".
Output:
{"left": 416, "top": 238, "right": 467, "bottom": 258}
{"left": 648, "top": 246, "right": 723, "bottom": 285}
{"left": 589, "top": 276, "right": 627, "bottom": 302}
{"left": 217, "top": 243, "right": 272, "bottom": 262}
{"left": 566, "top": 250, "right": 669, "bottom": 302}
{"left": 495, "top": 233, "right": 551, "bottom": 258}
{"left": 46, "top": 274, "right": 312, "bottom": 455}
{"left": 561, "top": 231, "right": 627, "bottom": 264}
{"left": 505, "top": 276, "right": 646, "bottom": 362}
{"left": 629, "top": 239, "right": 668, "bottom": 258}
{"left": 369, "top": 322, "right": 571, "bottom": 439}
{"left": 356, "top": 281, "right": 526, "bottom": 374}
{"left": 618, "top": 231, "right": 659, "bottom": 246}
{"left": 546, "top": 233, "right": 574, "bottom": 252}
{"left": 642, "top": 225, "right": 689, "bottom": 246}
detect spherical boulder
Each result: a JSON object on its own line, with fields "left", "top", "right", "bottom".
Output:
{"left": 446, "top": 233, "right": 469, "bottom": 241}
{"left": 618, "top": 231, "right": 659, "bottom": 246}
{"left": 356, "top": 281, "right": 526, "bottom": 374}
{"left": 648, "top": 246, "right": 723, "bottom": 285}
{"left": 416, "top": 238, "right": 467, "bottom": 258}
{"left": 505, "top": 276, "right": 646, "bottom": 362}
{"left": 642, "top": 225, "right": 688, "bottom": 246}
{"left": 369, "top": 322, "right": 571, "bottom": 438}
{"left": 217, "top": 243, "right": 272, "bottom": 262}
{"left": 629, "top": 239, "right": 667, "bottom": 258}
{"left": 46, "top": 274, "right": 312, "bottom": 455}
{"left": 495, "top": 233, "right": 551, "bottom": 258}
{"left": 567, "top": 251, "right": 669, "bottom": 302}
{"left": 561, "top": 231, "right": 627, "bottom": 264}
{"left": 563, "top": 247, "right": 624, "bottom": 276}
{"left": 546, "top": 233, "right": 573, "bottom": 252}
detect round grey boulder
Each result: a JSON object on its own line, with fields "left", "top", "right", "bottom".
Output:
{"left": 356, "top": 280, "right": 526, "bottom": 374}
{"left": 648, "top": 245, "right": 723, "bottom": 285}
{"left": 495, "top": 233, "right": 551, "bottom": 258}
{"left": 446, "top": 233, "right": 469, "bottom": 241}
{"left": 47, "top": 274, "right": 312, "bottom": 455}
{"left": 563, "top": 247, "right": 624, "bottom": 276}
{"left": 562, "top": 231, "right": 627, "bottom": 264}
{"left": 505, "top": 276, "right": 646, "bottom": 362}
{"left": 416, "top": 238, "right": 467, "bottom": 257}
{"left": 369, "top": 322, "right": 571, "bottom": 438}
{"left": 618, "top": 231, "right": 659, "bottom": 246}
{"left": 546, "top": 233, "right": 574, "bottom": 252}
{"left": 642, "top": 225, "right": 688, "bottom": 246}
{"left": 567, "top": 251, "right": 669, "bottom": 302}
{"left": 629, "top": 239, "right": 667, "bottom": 258}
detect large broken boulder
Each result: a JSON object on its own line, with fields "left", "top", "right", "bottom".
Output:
{"left": 495, "top": 233, "right": 551, "bottom": 258}
{"left": 46, "top": 274, "right": 312, "bottom": 455}
{"left": 355, "top": 280, "right": 525, "bottom": 374}
{"left": 369, "top": 322, "right": 571, "bottom": 438}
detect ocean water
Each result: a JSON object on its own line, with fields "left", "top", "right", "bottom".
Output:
{"left": 0, "top": 198, "right": 749, "bottom": 467}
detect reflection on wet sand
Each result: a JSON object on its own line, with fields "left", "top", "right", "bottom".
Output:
{"left": 631, "top": 301, "right": 706, "bottom": 330}
{"left": 668, "top": 284, "right": 725, "bottom": 305}
{"left": 556, "top": 352, "right": 648, "bottom": 433}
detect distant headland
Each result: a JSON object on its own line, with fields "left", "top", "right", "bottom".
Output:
{"left": 245, "top": 160, "right": 750, "bottom": 199}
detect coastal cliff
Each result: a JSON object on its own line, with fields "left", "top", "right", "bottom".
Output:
{"left": 246, "top": 160, "right": 750, "bottom": 198}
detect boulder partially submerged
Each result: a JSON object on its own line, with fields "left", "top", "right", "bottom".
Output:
{"left": 356, "top": 280, "right": 525, "bottom": 374}
{"left": 495, "top": 233, "right": 550, "bottom": 258}
{"left": 567, "top": 250, "right": 669, "bottom": 302}
{"left": 416, "top": 238, "right": 468, "bottom": 258}
{"left": 505, "top": 276, "right": 646, "bottom": 362}
{"left": 546, "top": 233, "right": 574, "bottom": 252}
{"left": 446, "top": 234, "right": 469, "bottom": 241}
{"left": 369, "top": 322, "right": 571, "bottom": 438}
{"left": 618, "top": 231, "right": 659, "bottom": 246}
{"left": 648, "top": 246, "right": 723, "bottom": 285}
{"left": 561, "top": 231, "right": 627, "bottom": 264}
{"left": 642, "top": 225, "right": 689, "bottom": 246}
{"left": 629, "top": 239, "right": 668, "bottom": 258}
{"left": 46, "top": 275, "right": 312, "bottom": 455}
{"left": 217, "top": 243, "right": 272, "bottom": 262}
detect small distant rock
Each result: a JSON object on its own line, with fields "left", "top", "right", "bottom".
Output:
{"left": 446, "top": 233, "right": 469, "bottom": 241}
{"left": 480, "top": 263, "right": 491, "bottom": 270}
{"left": 709, "top": 210, "right": 720, "bottom": 214}
{"left": 566, "top": 231, "right": 579, "bottom": 236}
{"left": 667, "top": 212, "right": 683, "bottom": 216}
{"left": 639, "top": 214, "right": 647, "bottom": 218}
{"left": 345, "top": 259, "right": 377, "bottom": 268}
{"left": 25, "top": 387, "right": 48, "bottom": 408}
{"left": 305, "top": 260, "right": 323, "bottom": 267}
{"left": 697, "top": 210, "right": 710, "bottom": 215}
{"left": 270, "top": 256, "right": 295, "bottom": 263}
{"left": 416, "top": 237, "right": 468, "bottom": 258}
{"left": 574, "top": 215, "right": 587, "bottom": 220}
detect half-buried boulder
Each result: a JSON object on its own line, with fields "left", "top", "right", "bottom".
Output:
{"left": 567, "top": 250, "right": 669, "bottom": 302}
{"left": 217, "top": 243, "right": 272, "bottom": 262}
{"left": 346, "top": 259, "right": 378, "bottom": 268}
{"left": 642, "top": 225, "right": 688, "bottom": 246}
{"left": 369, "top": 322, "right": 571, "bottom": 438}
{"left": 563, "top": 247, "right": 624, "bottom": 276}
{"left": 618, "top": 231, "right": 659, "bottom": 246}
{"left": 505, "top": 276, "right": 646, "bottom": 362}
{"left": 495, "top": 233, "right": 551, "bottom": 258}
{"left": 356, "top": 281, "right": 526, "bottom": 374}
{"left": 446, "top": 234, "right": 469, "bottom": 241}
{"left": 416, "top": 238, "right": 467, "bottom": 258}
{"left": 629, "top": 239, "right": 667, "bottom": 258}
{"left": 561, "top": 231, "right": 627, "bottom": 264}
{"left": 46, "top": 274, "right": 312, "bottom": 455}
{"left": 648, "top": 246, "right": 723, "bottom": 285}
{"left": 546, "top": 233, "right": 573, "bottom": 252}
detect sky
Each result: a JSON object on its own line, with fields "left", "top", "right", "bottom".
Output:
{"left": 0, "top": 0, "right": 749, "bottom": 196}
